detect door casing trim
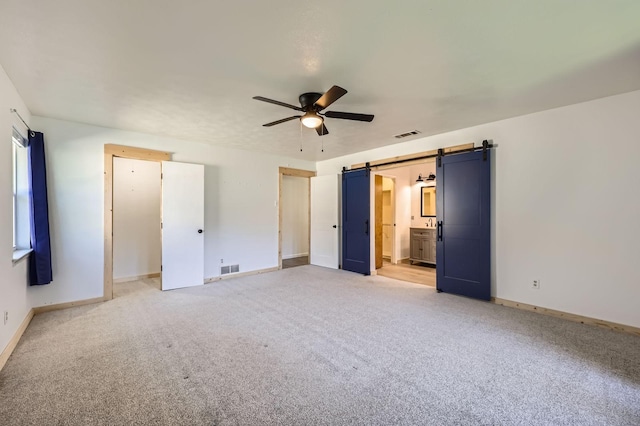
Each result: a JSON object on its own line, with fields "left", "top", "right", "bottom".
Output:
{"left": 104, "top": 144, "right": 171, "bottom": 300}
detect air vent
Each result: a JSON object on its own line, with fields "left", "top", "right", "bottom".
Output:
{"left": 394, "top": 130, "right": 421, "bottom": 139}
{"left": 221, "top": 265, "right": 240, "bottom": 275}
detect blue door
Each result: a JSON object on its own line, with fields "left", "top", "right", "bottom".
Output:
{"left": 342, "top": 169, "right": 370, "bottom": 275}
{"left": 436, "top": 150, "right": 491, "bottom": 300}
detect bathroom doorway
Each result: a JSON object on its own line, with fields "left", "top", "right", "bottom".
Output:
{"left": 373, "top": 164, "right": 438, "bottom": 287}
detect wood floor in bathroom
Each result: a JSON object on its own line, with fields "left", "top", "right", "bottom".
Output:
{"left": 376, "top": 259, "right": 436, "bottom": 287}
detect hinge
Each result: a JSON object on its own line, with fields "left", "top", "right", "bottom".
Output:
{"left": 161, "top": 265, "right": 163, "bottom": 271}
{"left": 161, "top": 173, "right": 163, "bottom": 179}
{"left": 437, "top": 149, "right": 443, "bottom": 168}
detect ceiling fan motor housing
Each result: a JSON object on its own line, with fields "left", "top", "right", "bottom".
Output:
{"left": 299, "top": 92, "right": 323, "bottom": 110}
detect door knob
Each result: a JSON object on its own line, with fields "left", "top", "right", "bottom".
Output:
{"left": 332, "top": 225, "right": 337, "bottom": 228}
{"left": 198, "top": 229, "right": 203, "bottom": 234}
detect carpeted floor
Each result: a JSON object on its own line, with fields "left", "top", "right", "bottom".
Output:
{"left": 1, "top": 266, "right": 639, "bottom": 425}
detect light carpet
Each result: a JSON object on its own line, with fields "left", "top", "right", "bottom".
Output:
{"left": 1, "top": 266, "right": 639, "bottom": 425}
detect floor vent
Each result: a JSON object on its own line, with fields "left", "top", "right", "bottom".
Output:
{"left": 394, "top": 130, "right": 421, "bottom": 139}
{"left": 221, "top": 265, "right": 240, "bottom": 275}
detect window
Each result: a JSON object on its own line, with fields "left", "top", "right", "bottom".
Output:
{"left": 12, "top": 128, "right": 30, "bottom": 257}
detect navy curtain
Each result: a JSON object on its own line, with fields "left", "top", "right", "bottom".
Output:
{"left": 27, "top": 131, "right": 53, "bottom": 285}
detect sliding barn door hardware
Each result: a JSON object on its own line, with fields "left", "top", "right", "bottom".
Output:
{"left": 341, "top": 140, "right": 495, "bottom": 172}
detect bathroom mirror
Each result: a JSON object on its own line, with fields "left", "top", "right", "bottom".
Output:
{"left": 421, "top": 186, "right": 436, "bottom": 217}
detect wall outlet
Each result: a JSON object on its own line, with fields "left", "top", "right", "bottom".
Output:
{"left": 3, "top": 311, "right": 8, "bottom": 325}
{"left": 532, "top": 279, "right": 540, "bottom": 290}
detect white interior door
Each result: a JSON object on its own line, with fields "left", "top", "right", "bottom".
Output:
{"left": 161, "top": 161, "right": 204, "bottom": 290}
{"left": 310, "top": 174, "right": 339, "bottom": 269}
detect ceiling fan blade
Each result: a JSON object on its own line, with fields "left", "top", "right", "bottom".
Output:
{"left": 324, "top": 111, "right": 374, "bottom": 122}
{"left": 314, "top": 85, "right": 348, "bottom": 110}
{"left": 262, "top": 116, "right": 301, "bottom": 127}
{"left": 316, "top": 123, "right": 329, "bottom": 136}
{"left": 253, "top": 96, "right": 303, "bottom": 111}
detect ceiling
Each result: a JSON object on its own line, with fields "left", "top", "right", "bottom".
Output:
{"left": 1, "top": 1, "right": 639, "bottom": 161}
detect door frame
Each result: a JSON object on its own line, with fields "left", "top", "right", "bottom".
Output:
{"left": 104, "top": 144, "right": 171, "bottom": 300}
{"left": 278, "top": 167, "right": 316, "bottom": 269}
{"left": 381, "top": 175, "right": 397, "bottom": 265}
{"left": 374, "top": 174, "right": 398, "bottom": 268}
{"left": 374, "top": 175, "right": 383, "bottom": 269}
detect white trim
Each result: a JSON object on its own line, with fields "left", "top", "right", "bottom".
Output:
{"left": 12, "top": 132, "right": 30, "bottom": 254}
{"left": 12, "top": 249, "right": 32, "bottom": 265}
{"left": 12, "top": 127, "right": 28, "bottom": 147}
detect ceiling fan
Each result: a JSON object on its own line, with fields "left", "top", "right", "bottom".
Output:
{"left": 252, "top": 85, "right": 374, "bottom": 136}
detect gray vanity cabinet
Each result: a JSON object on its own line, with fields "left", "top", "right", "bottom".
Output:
{"left": 410, "top": 228, "right": 436, "bottom": 264}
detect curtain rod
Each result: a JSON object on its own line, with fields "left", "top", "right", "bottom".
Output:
{"left": 9, "top": 108, "right": 33, "bottom": 135}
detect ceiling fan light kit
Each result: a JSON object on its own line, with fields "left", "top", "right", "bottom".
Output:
{"left": 301, "top": 111, "right": 323, "bottom": 128}
{"left": 253, "top": 85, "right": 374, "bottom": 138}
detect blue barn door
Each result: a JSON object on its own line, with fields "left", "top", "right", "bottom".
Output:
{"left": 436, "top": 150, "right": 491, "bottom": 300}
{"left": 342, "top": 169, "right": 371, "bottom": 275}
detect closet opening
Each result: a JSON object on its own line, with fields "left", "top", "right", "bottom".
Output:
{"left": 278, "top": 167, "right": 316, "bottom": 269}
{"left": 112, "top": 157, "right": 162, "bottom": 293}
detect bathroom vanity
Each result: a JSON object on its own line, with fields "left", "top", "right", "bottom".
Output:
{"left": 410, "top": 227, "right": 436, "bottom": 265}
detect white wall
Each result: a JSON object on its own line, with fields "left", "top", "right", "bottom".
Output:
{"left": 113, "top": 158, "right": 161, "bottom": 280}
{"left": 319, "top": 90, "right": 640, "bottom": 328}
{"left": 281, "top": 175, "right": 309, "bottom": 259}
{"left": 0, "top": 64, "right": 31, "bottom": 355}
{"left": 28, "top": 116, "right": 315, "bottom": 307}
